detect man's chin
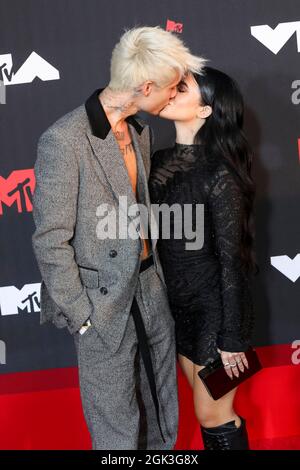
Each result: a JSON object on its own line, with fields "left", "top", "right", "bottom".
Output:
{"left": 158, "top": 109, "right": 172, "bottom": 120}
{"left": 147, "top": 108, "right": 164, "bottom": 116}
{"left": 158, "top": 106, "right": 167, "bottom": 115}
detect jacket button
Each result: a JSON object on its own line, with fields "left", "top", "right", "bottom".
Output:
{"left": 100, "top": 287, "right": 108, "bottom": 295}
{"left": 109, "top": 249, "right": 117, "bottom": 258}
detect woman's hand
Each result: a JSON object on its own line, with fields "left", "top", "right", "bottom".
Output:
{"left": 217, "top": 348, "right": 249, "bottom": 379}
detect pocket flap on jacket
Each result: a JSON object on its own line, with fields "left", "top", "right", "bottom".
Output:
{"left": 78, "top": 265, "right": 99, "bottom": 289}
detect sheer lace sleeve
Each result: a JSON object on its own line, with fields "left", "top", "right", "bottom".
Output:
{"left": 208, "top": 165, "right": 254, "bottom": 352}
{"left": 149, "top": 150, "right": 168, "bottom": 203}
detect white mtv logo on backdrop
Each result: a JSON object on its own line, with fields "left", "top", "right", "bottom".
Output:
{"left": 0, "top": 283, "right": 41, "bottom": 316}
{"left": 251, "top": 21, "right": 300, "bottom": 54}
{"left": 271, "top": 254, "right": 300, "bottom": 282}
{"left": 0, "top": 51, "right": 60, "bottom": 85}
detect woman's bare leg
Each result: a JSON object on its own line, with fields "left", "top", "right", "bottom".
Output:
{"left": 178, "top": 353, "right": 241, "bottom": 428}
{"left": 193, "top": 363, "right": 241, "bottom": 428}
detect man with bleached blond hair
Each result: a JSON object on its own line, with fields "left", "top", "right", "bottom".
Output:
{"left": 32, "top": 25, "right": 206, "bottom": 450}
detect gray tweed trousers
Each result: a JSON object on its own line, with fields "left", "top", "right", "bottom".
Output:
{"left": 73, "top": 263, "right": 178, "bottom": 450}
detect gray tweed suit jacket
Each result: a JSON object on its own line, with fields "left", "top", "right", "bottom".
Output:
{"left": 32, "top": 88, "right": 166, "bottom": 353}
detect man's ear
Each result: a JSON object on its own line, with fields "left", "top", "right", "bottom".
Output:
{"left": 141, "top": 81, "right": 154, "bottom": 97}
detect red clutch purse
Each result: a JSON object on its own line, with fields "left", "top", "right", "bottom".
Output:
{"left": 197, "top": 346, "right": 262, "bottom": 400}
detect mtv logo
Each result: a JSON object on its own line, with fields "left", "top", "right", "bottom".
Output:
{"left": 251, "top": 21, "right": 300, "bottom": 54}
{"left": 0, "top": 51, "right": 60, "bottom": 85}
{"left": 166, "top": 19, "right": 183, "bottom": 34}
{"left": 0, "top": 169, "right": 35, "bottom": 215}
{"left": 271, "top": 254, "right": 300, "bottom": 282}
{"left": 0, "top": 283, "right": 41, "bottom": 316}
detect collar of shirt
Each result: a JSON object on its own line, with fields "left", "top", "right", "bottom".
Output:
{"left": 85, "top": 87, "right": 144, "bottom": 140}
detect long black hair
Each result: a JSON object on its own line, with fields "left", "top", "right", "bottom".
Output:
{"left": 193, "top": 66, "right": 259, "bottom": 276}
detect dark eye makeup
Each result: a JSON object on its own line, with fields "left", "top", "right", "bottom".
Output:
{"left": 177, "top": 81, "right": 188, "bottom": 92}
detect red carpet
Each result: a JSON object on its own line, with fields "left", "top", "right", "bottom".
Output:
{"left": 0, "top": 344, "right": 299, "bottom": 450}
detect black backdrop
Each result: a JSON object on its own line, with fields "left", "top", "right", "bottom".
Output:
{"left": 0, "top": 0, "right": 299, "bottom": 373}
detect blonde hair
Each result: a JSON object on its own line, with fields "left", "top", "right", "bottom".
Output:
{"left": 109, "top": 26, "right": 207, "bottom": 91}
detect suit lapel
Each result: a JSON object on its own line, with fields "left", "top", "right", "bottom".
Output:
{"left": 86, "top": 129, "right": 137, "bottom": 220}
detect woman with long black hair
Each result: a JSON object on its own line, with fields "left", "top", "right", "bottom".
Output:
{"left": 149, "top": 67, "right": 259, "bottom": 450}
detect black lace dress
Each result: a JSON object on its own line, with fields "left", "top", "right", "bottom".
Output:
{"left": 149, "top": 143, "right": 254, "bottom": 366}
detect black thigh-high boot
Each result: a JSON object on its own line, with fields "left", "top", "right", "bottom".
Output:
{"left": 200, "top": 415, "right": 250, "bottom": 450}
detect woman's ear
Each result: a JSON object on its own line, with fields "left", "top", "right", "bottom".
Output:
{"left": 197, "top": 105, "right": 212, "bottom": 119}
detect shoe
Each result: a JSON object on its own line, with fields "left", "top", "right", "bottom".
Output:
{"left": 200, "top": 415, "right": 250, "bottom": 450}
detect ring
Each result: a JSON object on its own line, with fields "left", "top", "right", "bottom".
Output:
{"left": 229, "top": 362, "right": 237, "bottom": 367}
{"left": 223, "top": 362, "right": 230, "bottom": 366}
